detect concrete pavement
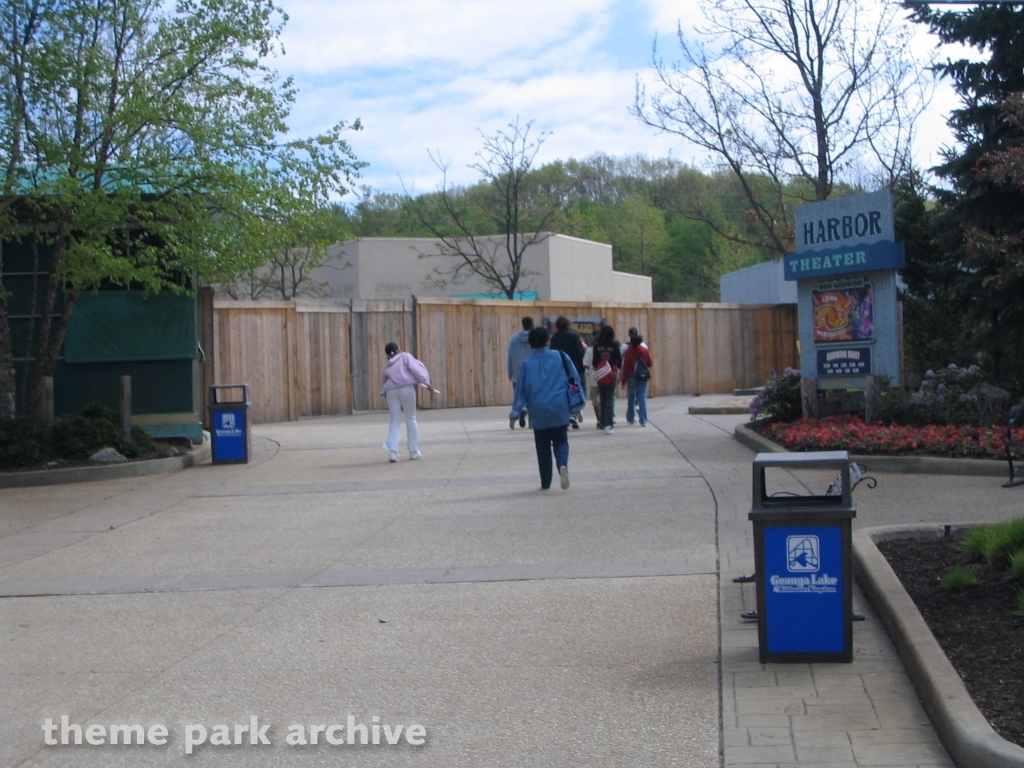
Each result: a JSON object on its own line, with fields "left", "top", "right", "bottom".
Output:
{"left": 2, "top": 396, "right": 1020, "bottom": 766}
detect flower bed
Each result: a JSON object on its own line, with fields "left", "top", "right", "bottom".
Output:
{"left": 752, "top": 415, "right": 1024, "bottom": 459}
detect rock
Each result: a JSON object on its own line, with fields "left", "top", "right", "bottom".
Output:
{"left": 89, "top": 447, "right": 128, "bottom": 463}
{"left": 44, "top": 460, "right": 62, "bottom": 469}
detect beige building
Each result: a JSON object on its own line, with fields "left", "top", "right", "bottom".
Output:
{"left": 310, "top": 234, "right": 652, "bottom": 302}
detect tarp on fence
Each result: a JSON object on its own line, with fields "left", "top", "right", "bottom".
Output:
{"left": 64, "top": 291, "right": 196, "bottom": 363}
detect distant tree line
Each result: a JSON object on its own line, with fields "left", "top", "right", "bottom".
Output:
{"left": 327, "top": 153, "right": 806, "bottom": 303}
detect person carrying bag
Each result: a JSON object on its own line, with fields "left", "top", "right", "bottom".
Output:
{"left": 559, "top": 351, "right": 587, "bottom": 416}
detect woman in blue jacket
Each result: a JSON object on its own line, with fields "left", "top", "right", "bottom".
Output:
{"left": 509, "top": 326, "right": 579, "bottom": 491}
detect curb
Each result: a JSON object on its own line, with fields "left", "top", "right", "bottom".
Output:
{"left": 688, "top": 406, "right": 751, "bottom": 415}
{"left": 853, "top": 525, "right": 1024, "bottom": 768}
{"left": 733, "top": 423, "right": 1009, "bottom": 477}
{"left": 0, "top": 444, "right": 212, "bottom": 488}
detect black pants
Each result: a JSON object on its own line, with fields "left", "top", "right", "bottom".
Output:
{"left": 598, "top": 383, "right": 616, "bottom": 428}
{"left": 533, "top": 424, "right": 569, "bottom": 489}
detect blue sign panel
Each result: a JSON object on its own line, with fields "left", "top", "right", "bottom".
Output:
{"left": 212, "top": 408, "right": 247, "bottom": 461}
{"left": 784, "top": 240, "right": 905, "bottom": 281}
{"left": 764, "top": 526, "right": 844, "bottom": 654}
{"left": 817, "top": 347, "right": 871, "bottom": 376}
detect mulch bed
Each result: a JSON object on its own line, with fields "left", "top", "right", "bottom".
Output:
{"left": 877, "top": 535, "right": 1024, "bottom": 748}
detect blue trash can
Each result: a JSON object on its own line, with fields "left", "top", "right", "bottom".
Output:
{"left": 209, "top": 384, "right": 251, "bottom": 464}
{"left": 749, "top": 451, "right": 856, "bottom": 663}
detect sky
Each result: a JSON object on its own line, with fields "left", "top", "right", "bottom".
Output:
{"left": 274, "top": 0, "right": 966, "bottom": 203}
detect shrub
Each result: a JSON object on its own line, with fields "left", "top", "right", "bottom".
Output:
{"left": 874, "top": 383, "right": 912, "bottom": 425}
{"left": 964, "top": 518, "right": 1024, "bottom": 566}
{"left": 750, "top": 368, "right": 802, "bottom": 423}
{"left": 913, "top": 364, "right": 1010, "bottom": 426}
{"left": 49, "top": 401, "right": 156, "bottom": 459}
{"left": 1016, "top": 589, "right": 1024, "bottom": 617}
{"left": 0, "top": 417, "right": 47, "bottom": 469}
{"left": 1010, "top": 549, "right": 1024, "bottom": 581}
{"left": 941, "top": 565, "right": 978, "bottom": 591}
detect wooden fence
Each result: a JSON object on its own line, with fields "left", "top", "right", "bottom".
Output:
{"left": 211, "top": 299, "right": 351, "bottom": 424}
{"left": 208, "top": 297, "right": 798, "bottom": 424}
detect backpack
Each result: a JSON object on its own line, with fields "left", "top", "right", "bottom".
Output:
{"left": 593, "top": 348, "right": 616, "bottom": 385}
{"left": 634, "top": 354, "right": 651, "bottom": 383}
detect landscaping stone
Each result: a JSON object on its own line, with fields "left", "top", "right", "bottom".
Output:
{"left": 89, "top": 447, "right": 128, "bottom": 463}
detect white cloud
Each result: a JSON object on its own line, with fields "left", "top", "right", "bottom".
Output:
{"left": 275, "top": 0, "right": 970, "bottom": 201}
{"left": 279, "top": 0, "right": 617, "bottom": 73}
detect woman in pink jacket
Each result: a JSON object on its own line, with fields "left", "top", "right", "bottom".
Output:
{"left": 380, "top": 342, "right": 432, "bottom": 462}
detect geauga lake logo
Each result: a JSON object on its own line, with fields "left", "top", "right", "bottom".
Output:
{"left": 215, "top": 411, "right": 242, "bottom": 438}
{"left": 769, "top": 535, "right": 838, "bottom": 594}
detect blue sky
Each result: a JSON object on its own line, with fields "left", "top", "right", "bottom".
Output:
{"left": 275, "top": 0, "right": 961, "bottom": 201}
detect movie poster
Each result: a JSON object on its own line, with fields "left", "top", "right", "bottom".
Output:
{"left": 812, "top": 282, "right": 874, "bottom": 343}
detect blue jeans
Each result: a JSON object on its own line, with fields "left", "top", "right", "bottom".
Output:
{"left": 533, "top": 424, "right": 569, "bottom": 489}
{"left": 626, "top": 379, "right": 648, "bottom": 425}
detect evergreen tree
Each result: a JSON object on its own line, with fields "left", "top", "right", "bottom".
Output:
{"left": 904, "top": 3, "right": 1024, "bottom": 390}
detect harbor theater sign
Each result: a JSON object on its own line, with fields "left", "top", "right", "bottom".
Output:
{"left": 784, "top": 190, "right": 904, "bottom": 389}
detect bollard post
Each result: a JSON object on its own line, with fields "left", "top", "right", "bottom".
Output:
{"left": 800, "top": 377, "right": 819, "bottom": 419}
{"left": 120, "top": 375, "right": 132, "bottom": 441}
{"left": 40, "top": 376, "right": 54, "bottom": 437}
{"left": 864, "top": 376, "right": 878, "bottom": 424}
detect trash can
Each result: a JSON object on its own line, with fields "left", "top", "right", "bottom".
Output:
{"left": 208, "top": 385, "right": 252, "bottom": 464}
{"left": 748, "top": 450, "right": 856, "bottom": 663}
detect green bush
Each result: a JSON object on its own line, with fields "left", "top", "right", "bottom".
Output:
{"left": 874, "top": 383, "right": 913, "bottom": 425}
{"left": 1010, "top": 550, "right": 1024, "bottom": 581}
{"left": 0, "top": 417, "right": 48, "bottom": 468}
{"left": 49, "top": 401, "right": 156, "bottom": 459}
{"left": 913, "top": 364, "right": 1011, "bottom": 426}
{"left": 964, "top": 518, "right": 1024, "bottom": 566}
{"left": 750, "top": 368, "right": 802, "bottom": 423}
{"left": 941, "top": 565, "right": 978, "bottom": 591}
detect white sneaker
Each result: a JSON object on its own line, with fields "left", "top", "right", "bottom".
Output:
{"left": 388, "top": 451, "right": 399, "bottom": 463}
{"left": 409, "top": 451, "right": 422, "bottom": 460}
{"left": 559, "top": 466, "right": 570, "bottom": 490}
{"left": 604, "top": 426, "right": 614, "bottom": 435}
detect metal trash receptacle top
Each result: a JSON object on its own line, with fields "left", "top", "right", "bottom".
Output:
{"left": 748, "top": 450, "right": 857, "bottom": 664}
{"left": 208, "top": 385, "right": 251, "bottom": 464}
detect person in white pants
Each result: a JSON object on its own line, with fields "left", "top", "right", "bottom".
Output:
{"left": 380, "top": 342, "right": 432, "bottom": 462}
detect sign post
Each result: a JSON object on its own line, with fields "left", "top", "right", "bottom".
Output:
{"left": 784, "top": 191, "right": 904, "bottom": 413}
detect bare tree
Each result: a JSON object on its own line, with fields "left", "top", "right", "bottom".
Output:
{"left": 634, "top": 0, "right": 932, "bottom": 257}
{"left": 409, "top": 119, "right": 558, "bottom": 299}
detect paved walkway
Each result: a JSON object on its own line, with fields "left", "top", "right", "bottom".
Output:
{"left": 2, "top": 396, "right": 1021, "bottom": 767}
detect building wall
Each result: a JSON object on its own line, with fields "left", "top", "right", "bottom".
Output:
{"left": 610, "top": 271, "right": 655, "bottom": 303}
{"left": 720, "top": 260, "right": 797, "bottom": 304}
{"left": 308, "top": 234, "right": 652, "bottom": 302}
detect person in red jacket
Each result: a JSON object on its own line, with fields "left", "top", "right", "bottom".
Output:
{"left": 620, "top": 334, "right": 653, "bottom": 426}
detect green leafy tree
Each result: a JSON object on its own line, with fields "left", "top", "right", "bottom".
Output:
{"left": 0, "top": 0, "right": 362, "bottom": 420}
{"left": 608, "top": 198, "right": 668, "bottom": 277}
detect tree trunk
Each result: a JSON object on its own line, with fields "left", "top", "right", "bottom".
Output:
{"left": 0, "top": 289, "right": 16, "bottom": 420}
{"left": 27, "top": 234, "right": 78, "bottom": 421}
{"left": 18, "top": 229, "right": 40, "bottom": 412}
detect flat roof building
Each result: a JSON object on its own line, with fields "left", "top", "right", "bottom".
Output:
{"left": 308, "top": 234, "right": 652, "bottom": 303}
